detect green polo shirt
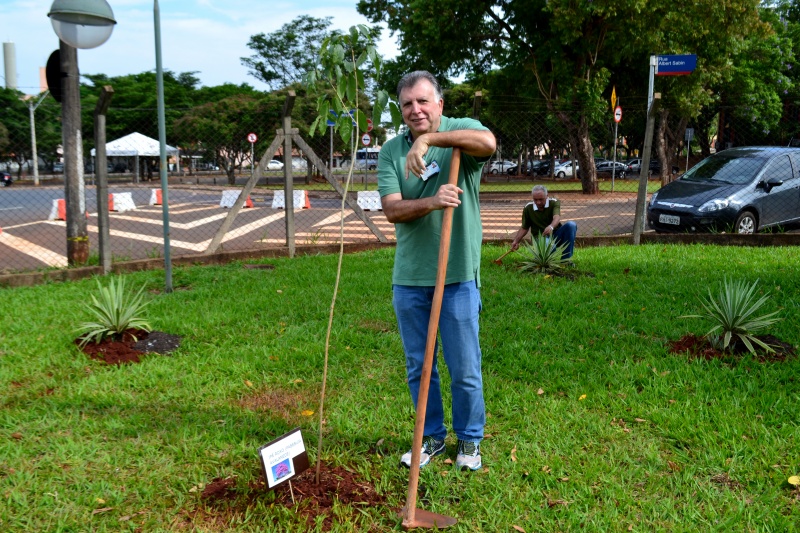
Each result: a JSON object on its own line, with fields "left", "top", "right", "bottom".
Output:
{"left": 521, "top": 198, "right": 562, "bottom": 234}
{"left": 377, "top": 116, "right": 489, "bottom": 286}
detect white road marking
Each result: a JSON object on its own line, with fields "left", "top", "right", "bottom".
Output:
{"left": 0, "top": 231, "right": 67, "bottom": 267}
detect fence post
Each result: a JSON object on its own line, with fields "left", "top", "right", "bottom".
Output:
{"left": 633, "top": 93, "right": 660, "bottom": 244}
{"left": 93, "top": 85, "right": 114, "bottom": 274}
{"left": 282, "top": 91, "right": 296, "bottom": 257}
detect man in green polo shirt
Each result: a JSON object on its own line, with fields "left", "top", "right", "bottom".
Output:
{"left": 377, "top": 70, "right": 496, "bottom": 472}
{"left": 510, "top": 185, "right": 577, "bottom": 260}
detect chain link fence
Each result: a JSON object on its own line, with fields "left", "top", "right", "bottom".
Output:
{"left": 2, "top": 94, "right": 800, "bottom": 275}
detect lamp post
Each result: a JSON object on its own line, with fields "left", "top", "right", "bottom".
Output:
{"left": 47, "top": 0, "right": 116, "bottom": 265}
{"left": 27, "top": 90, "right": 50, "bottom": 187}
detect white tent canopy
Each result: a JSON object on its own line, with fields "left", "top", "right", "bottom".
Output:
{"left": 90, "top": 132, "right": 178, "bottom": 157}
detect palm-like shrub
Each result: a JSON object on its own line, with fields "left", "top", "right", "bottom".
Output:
{"left": 684, "top": 277, "right": 782, "bottom": 354}
{"left": 518, "top": 234, "right": 570, "bottom": 274}
{"left": 75, "top": 277, "right": 152, "bottom": 347}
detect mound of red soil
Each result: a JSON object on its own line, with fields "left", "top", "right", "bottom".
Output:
{"left": 668, "top": 333, "right": 796, "bottom": 362}
{"left": 196, "top": 463, "right": 385, "bottom": 531}
{"left": 75, "top": 329, "right": 182, "bottom": 365}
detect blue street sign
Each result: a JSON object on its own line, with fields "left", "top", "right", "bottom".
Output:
{"left": 656, "top": 54, "right": 697, "bottom": 76}
{"left": 326, "top": 109, "right": 357, "bottom": 127}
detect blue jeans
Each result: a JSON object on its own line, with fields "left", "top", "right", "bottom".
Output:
{"left": 553, "top": 221, "right": 577, "bottom": 259}
{"left": 392, "top": 281, "right": 485, "bottom": 442}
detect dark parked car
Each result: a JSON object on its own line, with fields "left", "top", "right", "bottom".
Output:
{"left": 52, "top": 162, "right": 64, "bottom": 173}
{"left": 507, "top": 159, "right": 561, "bottom": 176}
{"left": 595, "top": 160, "right": 629, "bottom": 178}
{"left": 647, "top": 146, "right": 800, "bottom": 234}
{"left": 1, "top": 171, "right": 12, "bottom": 187}
{"left": 625, "top": 158, "right": 660, "bottom": 175}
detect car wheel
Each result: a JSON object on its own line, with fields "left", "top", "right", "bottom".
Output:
{"left": 735, "top": 211, "right": 757, "bottom": 234}
{"left": 557, "top": 171, "right": 565, "bottom": 178}
{"left": 490, "top": 168, "right": 498, "bottom": 174}
{"left": 369, "top": 165, "right": 377, "bottom": 171}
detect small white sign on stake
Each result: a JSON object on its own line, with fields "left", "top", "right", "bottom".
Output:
{"left": 258, "top": 427, "right": 309, "bottom": 489}
{"left": 361, "top": 133, "right": 371, "bottom": 146}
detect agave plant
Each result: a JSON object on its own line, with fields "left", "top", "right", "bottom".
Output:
{"left": 518, "top": 234, "right": 570, "bottom": 274}
{"left": 683, "top": 277, "right": 782, "bottom": 354}
{"left": 75, "top": 277, "right": 152, "bottom": 347}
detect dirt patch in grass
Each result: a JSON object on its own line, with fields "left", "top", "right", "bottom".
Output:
{"left": 76, "top": 329, "right": 182, "bottom": 365}
{"left": 238, "top": 387, "right": 317, "bottom": 424}
{"left": 185, "top": 464, "right": 386, "bottom": 531}
{"left": 668, "top": 333, "right": 796, "bottom": 363}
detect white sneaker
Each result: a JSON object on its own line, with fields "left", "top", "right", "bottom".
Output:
{"left": 400, "top": 436, "right": 445, "bottom": 468}
{"left": 455, "top": 440, "right": 482, "bottom": 471}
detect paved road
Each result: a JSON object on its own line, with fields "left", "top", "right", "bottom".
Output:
{"left": 0, "top": 184, "right": 641, "bottom": 272}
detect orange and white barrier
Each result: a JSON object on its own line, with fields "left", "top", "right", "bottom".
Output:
{"left": 149, "top": 188, "right": 165, "bottom": 205}
{"left": 108, "top": 192, "right": 136, "bottom": 213}
{"left": 271, "top": 190, "right": 310, "bottom": 209}
{"left": 48, "top": 199, "right": 67, "bottom": 221}
{"left": 357, "top": 190, "right": 382, "bottom": 211}
{"left": 220, "top": 189, "right": 253, "bottom": 209}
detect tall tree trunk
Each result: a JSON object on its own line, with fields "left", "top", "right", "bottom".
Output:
{"left": 553, "top": 109, "right": 598, "bottom": 194}
{"left": 656, "top": 109, "right": 687, "bottom": 186}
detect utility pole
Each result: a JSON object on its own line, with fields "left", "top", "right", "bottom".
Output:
{"left": 60, "top": 41, "right": 89, "bottom": 265}
{"left": 27, "top": 90, "right": 50, "bottom": 187}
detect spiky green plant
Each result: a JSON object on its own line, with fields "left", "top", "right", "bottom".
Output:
{"left": 75, "top": 277, "right": 152, "bottom": 347}
{"left": 518, "top": 234, "right": 570, "bottom": 274}
{"left": 683, "top": 277, "right": 782, "bottom": 354}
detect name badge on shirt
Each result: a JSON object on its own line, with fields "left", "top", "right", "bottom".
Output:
{"left": 420, "top": 160, "right": 440, "bottom": 181}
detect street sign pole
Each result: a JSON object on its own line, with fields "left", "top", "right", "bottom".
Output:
{"left": 612, "top": 105, "right": 622, "bottom": 193}
{"left": 247, "top": 132, "right": 258, "bottom": 179}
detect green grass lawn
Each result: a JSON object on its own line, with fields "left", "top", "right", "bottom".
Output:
{"left": 2, "top": 244, "right": 799, "bottom": 532}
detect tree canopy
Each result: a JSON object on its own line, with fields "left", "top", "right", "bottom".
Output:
{"left": 358, "top": 0, "right": 785, "bottom": 192}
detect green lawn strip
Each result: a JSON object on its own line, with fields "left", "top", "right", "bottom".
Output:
{"left": 1, "top": 244, "right": 799, "bottom": 531}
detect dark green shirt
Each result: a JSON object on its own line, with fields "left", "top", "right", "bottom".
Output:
{"left": 521, "top": 198, "right": 562, "bottom": 235}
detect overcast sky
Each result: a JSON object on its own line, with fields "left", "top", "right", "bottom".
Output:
{"left": 0, "top": 0, "right": 399, "bottom": 96}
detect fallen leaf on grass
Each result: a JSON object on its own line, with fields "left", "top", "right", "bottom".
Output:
{"left": 542, "top": 465, "right": 551, "bottom": 474}
{"left": 11, "top": 432, "right": 22, "bottom": 440}
{"left": 96, "top": 498, "right": 105, "bottom": 504}
{"left": 444, "top": 458, "right": 453, "bottom": 465}
{"left": 634, "top": 418, "right": 647, "bottom": 423}
{"left": 667, "top": 461, "right": 681, "bottom": 472}
{"left": 537, "top": 388, "right": 544, "bottom": 395}
{"left": 547, "top": 499, "right": 569, "bottom": 507}
{"left": 301, "top": 410, "right": 314, "bottom": 417}
{"left": 579, "top": 394, "right": 587, "bottom": 401}
{"left": 92, "top": 507, "right": 113, "bottom": 515}
{"left": 789, "top": 476, "right": 800, "bottom": 486}
{"left": 559, "top": 477, "right": 570, "bottom": 482}
{"left": 244, "top": 380, "right": 253, "bottom": 388}
{"left": 510, "top": 445, "right": 517, "bottom": 462}
{"left": 292, "top": 379, "right": 303, "bottom": 384}
{"left": 513, "top": 526, "right": 526, "bottom": 532}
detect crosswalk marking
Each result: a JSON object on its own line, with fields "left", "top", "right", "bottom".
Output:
{"left": 0, "top": 231, "right": 67, "bottom": 267}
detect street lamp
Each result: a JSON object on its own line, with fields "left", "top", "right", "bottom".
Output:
{"left": 47, "top": 0, "right": 116, "bottom": 265}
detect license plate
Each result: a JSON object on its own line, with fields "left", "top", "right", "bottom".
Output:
{"left": 659, "top": 214, "right": 680, "bottom": 225}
